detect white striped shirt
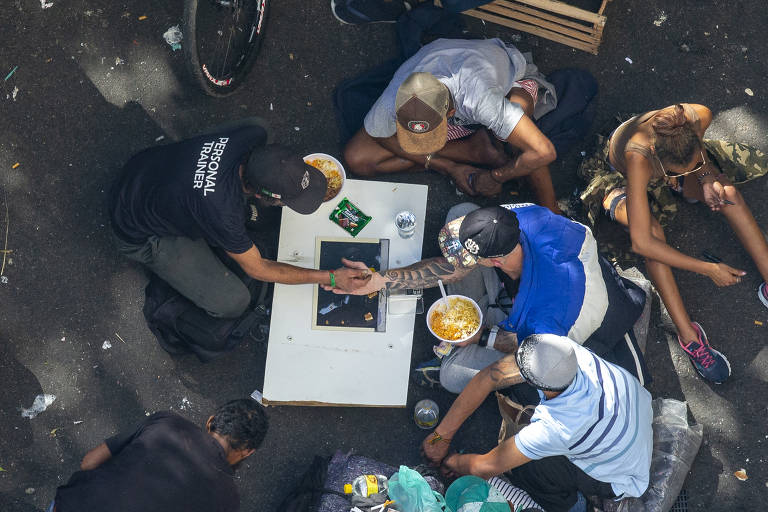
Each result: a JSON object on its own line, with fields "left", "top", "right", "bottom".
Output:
{"left": 514, "top": 341, "right": 653, "bottom": 498}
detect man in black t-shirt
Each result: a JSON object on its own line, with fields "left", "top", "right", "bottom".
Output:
{"left": 110, "top": 119, "right": 369, "bottom": 318}
{"left": 51, "top": 399, "right": 268, "bottom": 512}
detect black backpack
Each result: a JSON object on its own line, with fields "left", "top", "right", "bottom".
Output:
{"left": 142, "top": 274, "right": 270, "bottom": 363}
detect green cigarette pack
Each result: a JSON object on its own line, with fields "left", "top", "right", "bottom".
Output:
{"left": 329, "top": 197, "right": 372, "bottom": 237}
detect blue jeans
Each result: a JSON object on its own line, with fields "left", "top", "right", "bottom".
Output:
{"left": 567, "top": 492, "right": 587, "bottom": 512}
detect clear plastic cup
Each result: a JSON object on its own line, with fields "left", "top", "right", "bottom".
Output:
{"left": 395, "top": 210, "right": 416, "bottom": 239}
{"left": 414, "top": 399, "right": 440, "bottom": 429}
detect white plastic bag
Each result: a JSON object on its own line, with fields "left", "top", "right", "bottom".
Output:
{"left": 617, "top": 399, "right": 703, "bottom": 512}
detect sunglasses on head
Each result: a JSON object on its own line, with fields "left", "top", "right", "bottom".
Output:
{"left": 656, "top": 149, "right": 707, "bottom": 178}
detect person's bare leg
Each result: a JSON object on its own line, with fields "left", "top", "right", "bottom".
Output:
{"left": 720, "top": 189, "right": 768, "bottom": 281}
{"left": 344, "top": 128, "right": 507, "bottom": 177}
{"left": 682, "top": 175, "right": 768, "bottom": 282}
{"left": 344, "top": 129, "right": 420, "bottom": 176}
{"left": 506, "top": 88, "right": 560, "bottom": 214}
{"left": 602, "top": 190, "right": 698, "bottom": 341}
{"left": 526, "top": 166, "right": 560, "bottom": 214}
{"left": 438, "top": 129, "right": 508, "bottom": 168}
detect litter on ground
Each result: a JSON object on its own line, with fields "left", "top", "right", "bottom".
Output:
{"left": 12, "top": 162, "right": 20, "bottom": 169}
{"left": 102, "top": 340, "right": 112, "bottom": 350}
{"left": 21, "top": 394, "right": 56, "bottom": 419}
{"left": 163, "top": 25, "right": 183, "bottom": 51}
{"left": 4, "top": 66, "right": 18, "bottom": 81}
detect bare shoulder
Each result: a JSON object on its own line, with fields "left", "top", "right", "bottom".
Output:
{"left": 624, "top": 149, "right": 655, "bottom": 180}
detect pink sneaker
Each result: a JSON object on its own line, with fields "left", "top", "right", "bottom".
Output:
{"left": 678, "top": 322, "right": 731, "bottom": 384}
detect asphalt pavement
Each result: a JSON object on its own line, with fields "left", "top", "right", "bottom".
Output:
{"left": 1, "top": 0, "right": 767, "bottom": 510}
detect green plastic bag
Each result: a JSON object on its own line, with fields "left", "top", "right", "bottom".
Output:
{"left": 388, "top": 465, "right": 446, "bottom": 512}
{"left": 445, "top": 476, "right": 511, "bottom": 512}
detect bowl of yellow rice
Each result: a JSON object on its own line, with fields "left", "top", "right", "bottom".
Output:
{"left": 427, "top": 295, "right": 483, "bottom": 343}
{"left": 303, "top": 153, "right": 346, "bottom": 202}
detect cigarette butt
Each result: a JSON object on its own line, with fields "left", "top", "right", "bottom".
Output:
{"left": 12, "top": 162, "right": 20, "bottom": 169}
{"left": 138, "top": 15, "right": 147, "bottom": 20}
{"left": 755, "top": 320, "right": 763, "bottom": 326}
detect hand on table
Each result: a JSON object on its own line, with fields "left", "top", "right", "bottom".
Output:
{"left": 322, "top": 258, "right": 383, "bottom": 295}
{"left": 331, "top": 261, "right": 373, "bottom": 292}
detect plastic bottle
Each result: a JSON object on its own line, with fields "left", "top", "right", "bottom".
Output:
{"left": 343, "top": 474, "right": 389, "bottom": 497}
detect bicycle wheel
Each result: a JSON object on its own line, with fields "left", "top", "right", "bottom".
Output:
{"left": 183, "top": 0, "right": 269, "bottom": 97}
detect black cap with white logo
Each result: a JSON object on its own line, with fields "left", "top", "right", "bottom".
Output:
{"left": 438, "top": 206, "right": 520, "bottom": 267}
{"left": 246, "top": 146, "right": 327, "bottom": 214}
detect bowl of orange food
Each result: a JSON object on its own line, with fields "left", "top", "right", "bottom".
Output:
{"left": 304, "top": 153, "right": 346, "bottom": 202}
{"left": 427, "top": 295, "right": 483, "bottom": 343}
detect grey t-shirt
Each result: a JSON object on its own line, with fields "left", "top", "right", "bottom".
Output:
{"left": 364, "top": 38, "right": 528, "bottom": 141}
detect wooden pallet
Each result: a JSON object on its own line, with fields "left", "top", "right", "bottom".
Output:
{"left": 456, "top": 0, "right": 613, "bottom": 55}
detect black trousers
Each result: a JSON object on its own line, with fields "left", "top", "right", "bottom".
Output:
{"left": 505, "top": 456, "right": 616, "bottom": 512}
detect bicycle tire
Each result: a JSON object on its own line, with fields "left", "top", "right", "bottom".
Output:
{"left": 183, "top": 0, "right": 269, "bottom": 97}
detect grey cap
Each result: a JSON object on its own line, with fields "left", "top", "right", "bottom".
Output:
{"left": 516, "top": 334, "right": 578, "bottom": 391}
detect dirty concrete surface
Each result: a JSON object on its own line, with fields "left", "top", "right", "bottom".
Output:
{"left": 1, "top": 0, "right": 767, "bottom": 510}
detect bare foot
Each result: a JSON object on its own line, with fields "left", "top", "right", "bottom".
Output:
{"left": 472, "top": 171, "right": 503, "bottom": 197}
{"left": 468, "top": 130, "right": 509, "bottom": 168}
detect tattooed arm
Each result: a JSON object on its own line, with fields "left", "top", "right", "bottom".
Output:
{"left": 335, "top": 257, "right": 473, "bottom": 295}
{"left": 381, "top": 257, "right": 473, "bottom": 291}
{"left": 485, "top": 353, "right": 524, "bottom": 389}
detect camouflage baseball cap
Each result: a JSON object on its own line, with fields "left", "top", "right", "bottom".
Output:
{"left": 438, "top": 206, "right": 521, "bottom": 268}
{"left": 395, "top": 72, "right": 450, "bottom": 155}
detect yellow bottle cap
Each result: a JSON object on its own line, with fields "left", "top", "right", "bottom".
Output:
{"left": 343, "top": 484, "right": 353, "bottom": 494}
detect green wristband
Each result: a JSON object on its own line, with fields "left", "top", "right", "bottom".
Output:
{"left": 329, "top": 272, "right": 336, "bottom": 288}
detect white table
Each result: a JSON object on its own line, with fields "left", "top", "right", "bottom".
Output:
{"left": 262, "top": 179, "right": 429, "bottom": 407}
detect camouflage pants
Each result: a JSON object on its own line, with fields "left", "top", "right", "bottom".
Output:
{"left": 577, "top": 138, "right": 768, "bottom": 262}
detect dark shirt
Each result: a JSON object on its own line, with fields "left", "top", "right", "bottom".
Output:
{"left": 55, "top": 412, "right": 239, "bottom": 512}
{"left": 110, "top": 125, "right": 267, "bottom": 253}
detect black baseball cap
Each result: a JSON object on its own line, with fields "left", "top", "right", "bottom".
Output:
{"left": 245, "top": 145, "right": 327, "bottom": 214}
{"left": 438, "top": 206, "right": 520, "bottom": 268}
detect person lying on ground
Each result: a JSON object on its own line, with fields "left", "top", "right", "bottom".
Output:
{"left": 343, "top": 38, "right": 561, "bottom": 213}
{"left": 579, "top": 103, "right": 768, "bottom": 384}
{"left": 110, "top": 118, "right": 370, "bottom": 319}
{"left": 423, "top": 334, "right": 653, "bottom": 512}
{"left": 51, "top": 399, "right": 268, "bottom": 512}
{"left": 338, "top": 203, "right": 650, "bottom": 395}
